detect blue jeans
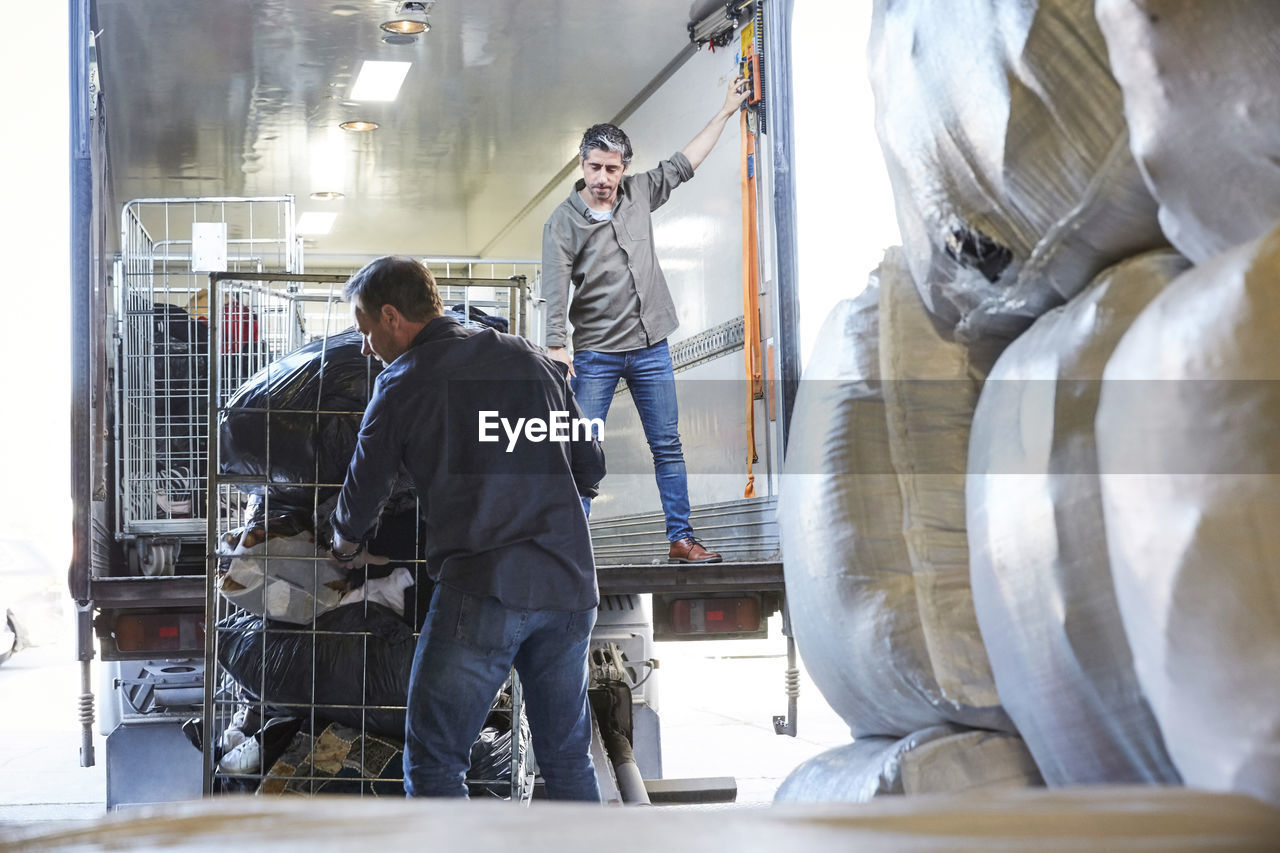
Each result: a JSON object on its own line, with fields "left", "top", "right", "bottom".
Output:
{"left": 403, "top": 584, "right": 600, "bottom": 802}
{"left": 572, "top": 341, "right": 693, "bottom": 542}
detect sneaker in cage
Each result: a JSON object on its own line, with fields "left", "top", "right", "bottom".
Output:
{"left": 219, "top": 704, "right": 263, "bottom": 752}
{"left": 218, "top": 736, "right": 261, "bottom": 775}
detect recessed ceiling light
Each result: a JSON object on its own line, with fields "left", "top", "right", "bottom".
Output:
{"left": 296, "top": 212, "right": 338, "bottom": 235}
{"left": 382, "top": 0, "right": 432, "bottom": 34}
{"left": 339, "top": 120, "right": 378, "bottom": 132}
{"left": 310, "top": 191, "right": 345, "bottom": 201}
{"left": 381, "top": 19, "right": 430, "bottom": 35}
{"left": 331, "top": 5, "right": 359, "bottom": 16}
{"left": 350, "top": 60, "right": 412, "bottom": 102}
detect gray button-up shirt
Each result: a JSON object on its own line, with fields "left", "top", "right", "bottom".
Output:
{"left": 542, "top": 151, "right": 694, "bottom": 352}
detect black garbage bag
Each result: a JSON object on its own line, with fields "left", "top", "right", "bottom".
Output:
{"left": 150, "top": 302, "right": 210, "bottom": 456}
{"left": 217, "top": 601, "right": 414, "bottom": 738}
{"left": 449, "top": 304, "right": 509, "bottom": 333}
{"left": 468, "top": 699, "right": 533, "bottom": 800}
{"left": 219, "top": 329, "right": 380, "bottom": 511}
{"left": 146, "top": 303, "right": 210, "bottom": 518}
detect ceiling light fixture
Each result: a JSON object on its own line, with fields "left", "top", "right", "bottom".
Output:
{"left": 381, "top": 19, "right": 429, "bottom": 35}
{"left": 310, "top": 191, "right": 345, "bottom": 201}
{"left": 381, "top": 1, "right": 433, "bottom": 35}
{"left": 339, "top": 120, "right": 378, "bottom": 132}
{"left": 350, "top": 60, "right": 412, "bottom": 102}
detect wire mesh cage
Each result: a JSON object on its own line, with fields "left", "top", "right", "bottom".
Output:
{"left": 417, "top": 257, "right": 541, "bottom": 344}
{"left": 116, "top": 197, "right": 301, "bottom": 539}
{"left": 201, "top": 271, "right": 535, "bottom": 802}
{"left": 115, "top": 208, "right": 542, "bottom": 543}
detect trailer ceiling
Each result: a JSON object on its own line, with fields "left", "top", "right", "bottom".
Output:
{"left": 93, "top": 0, "right": 695, "bottom": 262}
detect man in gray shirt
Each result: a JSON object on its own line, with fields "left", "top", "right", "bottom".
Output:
{"left": 542, "top": 78, "right": 747, "bottom": 564}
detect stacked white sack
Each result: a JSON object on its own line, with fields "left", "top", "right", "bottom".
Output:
{"left": 776, "top": 724, "right": 1041, "bottom": 803}
{"left": 780, "top": 248, "right": 1012, "bottom": 740}
{"left": 778, "top": 278, "right": 924, "bottom": 737}
{"left": 879, "top": 250, "right": 1012, "bottom": 733}
{"left": 1097, "top": 222, "right": 1280, "bottom": 806}
{"left": 967, "top": 250, "right": 1188, "bottom": 785}
{"left": 1097, "top": 0, "right": 1280, "bottom": 263}
{"left": 869, "top": 0, "right": 1166, "bottom": 345}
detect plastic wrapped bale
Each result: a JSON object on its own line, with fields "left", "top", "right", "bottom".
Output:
{"left": 868, "top": 0, "right": 1166, "bottom": 345}
{"left": 967, "top": 250, "right": 1188, "bottom": 786}
{"left": 216, "top": 515, "right": 348, "bottom": 625}
{"left": 775, "top": 725, "right": 1042, "bottom": 803}
{"left": 780, "top": 249, "right": 1011, "bottom": 738}
{"left": 219, "top": 329, "right": 380, "bottom": 511}
{"left": 1097, "top": 0, "right": 1280, "bottom": 263}
{"left": 879, "top": 249, "right": 1012, "bottom": 733}
{"left": 1096, "top": 222, "right": 1280, "bottom": 806}
{"left": 217, "top": 602, "right": 415, "bottom": 739}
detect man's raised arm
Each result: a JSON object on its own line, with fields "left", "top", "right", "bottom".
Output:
{"left": 681, "top": 76, "right": 749, "bottom": 171}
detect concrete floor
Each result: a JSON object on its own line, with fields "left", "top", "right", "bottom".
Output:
{"left": 0, "top": 588, "right": 850, "bottom": 825}
{"left": 0, "top": 578, "right": 107, "bottom": 825}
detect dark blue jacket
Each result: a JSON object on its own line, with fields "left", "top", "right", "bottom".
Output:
{"left": 332, "top": 316, "right": 604, "bottom": 611}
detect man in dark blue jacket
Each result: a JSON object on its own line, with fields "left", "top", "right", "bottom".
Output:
{"left": 330, "top": 256, "right": 605, "bottom": 800}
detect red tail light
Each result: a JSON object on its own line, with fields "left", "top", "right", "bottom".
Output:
{"left": 113, "top": 612, "right": 205, "bottom": 654}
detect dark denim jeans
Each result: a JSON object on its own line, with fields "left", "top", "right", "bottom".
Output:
{"left": 403, "top": 583, "right": 600, "bottom": 802}
{"left": 572, "top": 341, "right": 694, "bottom": 542}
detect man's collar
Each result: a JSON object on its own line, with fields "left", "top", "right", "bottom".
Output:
{"left": 569, "top": 177, "right": 626, "bottom": 220}
{"left": 409, "top": 313, "right": 462, "bottom": 348}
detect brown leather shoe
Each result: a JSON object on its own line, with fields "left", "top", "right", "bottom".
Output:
{"left": 669, "top": 537, "right": 722, "bottom": 564}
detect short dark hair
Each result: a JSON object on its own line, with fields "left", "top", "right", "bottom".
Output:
{"left": 343, "top": 255, "right": 443, "bottom": 322}
{"left": 579, "top": 123, "right": 633, "bottom": 167}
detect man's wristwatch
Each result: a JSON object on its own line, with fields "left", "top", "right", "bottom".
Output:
{"left": 331, "top": 539, "right": 365, "bottom": 561}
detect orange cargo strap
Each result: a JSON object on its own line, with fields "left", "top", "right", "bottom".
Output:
{"left": 739, "top": 105, "right": 763, "bottom": 498}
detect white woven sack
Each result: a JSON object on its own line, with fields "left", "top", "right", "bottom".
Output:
{"left": 1097, "top": 222, "right": 1280, "bottom": 806}
{"left": 1097, "top": 0, "right": 1280, "bottom": 263}
{"left": 879, "top": 249, "right": 1011, "bottom": 733}
{"left": 775, "top": 724, "right": 1042, "bottom": 802}
{"left": 968, "top": 250, "right": 1187, "bottom": 785}
{"left": 781, "top": 277, "right": 939, "bottom": 737}
{"left": 781, "top": 250, "right": 1011, "bottom": 737}
{"left": 869, "top": 0, "right": 1165, "bottom": 344}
